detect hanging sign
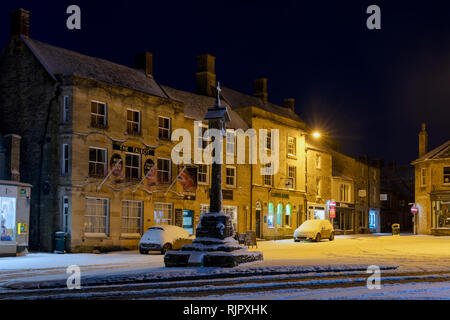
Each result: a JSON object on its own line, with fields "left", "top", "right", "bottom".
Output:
{"left": 411, "top": 206, "right": 418, "bottom": 214}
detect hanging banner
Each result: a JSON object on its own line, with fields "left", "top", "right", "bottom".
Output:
{"left": 177, "top": 166, "right": 198, "bottom": 194}
{"left": 109, "top": 153, "right": 125, "bottom": 184}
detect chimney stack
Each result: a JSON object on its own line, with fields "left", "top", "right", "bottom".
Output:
{"left": 196, "top": 54, "right": 216, "bottom": 97}
{"left": 254, "top": 78, "right": 268, "bottom": 104}
{"left": 10, "top": 8, "right": 30, "bottom": 38}
{"left": 418, "top": 123, "right": 428, "bottom": 157}
{"left": 135, "top": 52, "right": 153, "bottom": 77}
{"left": 283, "top": 98, "right": 295, "bottom": 112}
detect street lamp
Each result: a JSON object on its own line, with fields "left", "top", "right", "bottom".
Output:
{"left": 312, "top": 131, "right": 321, "bottom": 139}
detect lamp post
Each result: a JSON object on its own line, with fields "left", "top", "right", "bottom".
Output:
{"left": 164, "top": 83, "right": 263, "bottom": 268}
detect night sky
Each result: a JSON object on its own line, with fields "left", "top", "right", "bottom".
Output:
{"left": 1, "top": 1, "right": 449, "bottom": 165}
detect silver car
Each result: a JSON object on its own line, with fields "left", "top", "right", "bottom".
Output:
{"left": 293, "top": 219, "right": 335, "bottom": 242}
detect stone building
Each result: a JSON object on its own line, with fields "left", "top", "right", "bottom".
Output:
{"left": 0, "top": 8, "right": 383, "bottom": 251}
{"left": 411, "top": 124, "right": 450, "bottom": 235}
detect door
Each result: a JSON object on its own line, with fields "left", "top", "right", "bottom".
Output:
{"left": 256, "top": 209, "right": 262, "bottom": 238}
{"left": 182, "top": 210, "right": 194, "bottom": 235}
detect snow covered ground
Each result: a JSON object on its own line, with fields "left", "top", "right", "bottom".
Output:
{"left": 1, "top": 234, "right": 450, "bottom": 296}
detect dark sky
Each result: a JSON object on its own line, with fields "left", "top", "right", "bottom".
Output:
{"left": 1, "top": 1, "right": 449, "bottom": 165}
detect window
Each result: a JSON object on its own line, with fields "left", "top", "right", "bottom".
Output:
{"left": 316, "top": 178, "right": 321, "bottom": 197}
{"left": 263, "top": 163, "right": 273, "bottom": 186}
{"left": 277, "top": 203, "right": 283, "bottom": 227}
{"left": 201, "top": 204, "right": 238, "bottom": 232}
{"left": 200, "top": 204, "right": 209, "bottom": 215}
{"left": 158, "top": 116, "right": 171, "bottom": 140}
{"left": 197, "top": 123, "right": 208, "bottom": 149}
{"left": 127, "top": 109, "right": 141, "bottom": 134}
{"left": 444, "top": 167, "right": 450, "bottom": 184}
{"left": 226, "top": 166, "right": 236, "bottom": 187}
{"left": 91, "top": 101, "right": 107, "bottom": 128}
{"left": 285, "top": 204, "right": 292, "bottom": 227}
{"left": 0, "top": 196, "right": 16, "bottom": 242}
{"left": 89, "top": 147, "right": 107, "bottom": 177}
{"left": 288, "top": 166, "right": 296, "bottom": 189}
{"left": 287, "top": 137, "right": 296, "bottom": 156}
{"left": 157, "top": 158, "right": 171, "bottom": 184}
{"left": 62, "top": 144, "right": 69, "bottom": 175}
{"left": 154, "top": 202, "right": 172, "bottom": 225}
{"left": 62, "top": 96, "right": 69, "bottom": 123}
{"left": 316, "top": 154, "right": 321, "bottom": 169}
{"left": 84, "top": 198, "right": 109, "bottom": 234}
{"left": 265, "top": 131, "right": 272, "bottom": 150}
{"left": 267, "top": 202, "right": 274, "bottom": 228}
{"left": 421, "top": 168, "right": 427, "bottom": 186}
{"left": 198, "top": 164, "right": 209, "bottom": 184}
{"left": 121, "top": 200, "right": 143, "bottom": 234}
{"left": 62, "top": 196, "right": 69, "bottom": 233}
{"left": 340, "top": 184, "right": 350, "bottom": 202}
{"left": 125, "top": 153, "right": 141, "bottom": 180}
{"left": 226, "top": 130, "right": 235, "bottom": 156}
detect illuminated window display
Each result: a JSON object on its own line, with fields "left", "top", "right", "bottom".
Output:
{"left": 0, "top": 197, "right": 16, "bottom": 242}
{"left": 433, "top": 200, "right": 450, "bottom": 229}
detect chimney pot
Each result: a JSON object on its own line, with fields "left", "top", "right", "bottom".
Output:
{"left": 254, "top": 78, "right": 268, "bottom": 103}
{"left": 10, "top": 8, "right": 30, "bottom": 38}
{"left": 135, "top": 52, "right": 153, "bottom": 77}
{"left": 196, "top": 54, "right": 216, "bottom": 96}
{"left": 283, "top": 98, "right": 295, "bottom": 112}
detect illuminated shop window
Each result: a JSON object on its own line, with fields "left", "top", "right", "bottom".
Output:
{"left": 277, "top": 203, "right": 283, "bottom": 227}
{"left": 0, "top": 197, "right": 16, "bottom": 242}
{"left": 267, "top": 202, "right": 274, "bottom": 228}
{"left": 285, "top": 204, "right": 292, "bottom": 227}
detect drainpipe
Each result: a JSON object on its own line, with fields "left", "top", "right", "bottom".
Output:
{"left": 36, "top": 83, "right": 62, "bottom": 251}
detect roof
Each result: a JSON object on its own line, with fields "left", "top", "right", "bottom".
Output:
{"left": 220, "top": 86, "right": 306, "bottom": 125}
{"left": 411, "top": 140, "right": 450, "bottom": 165}
{"left": 22, "top": 37, "right": 169, "bottom": 99}
{"left": 162, "top": 86, "right": 249, "bottom": 130}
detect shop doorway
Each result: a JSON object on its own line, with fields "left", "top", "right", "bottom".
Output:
{"left": 256, "top": 208, "right": 262, "bottom": 238}
{"left": 182, "top": 210, "right": 194, "bottom": 235}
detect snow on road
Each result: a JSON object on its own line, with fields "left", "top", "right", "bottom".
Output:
{"left": 1, "top": 234, "right": 449, "bottom": 290}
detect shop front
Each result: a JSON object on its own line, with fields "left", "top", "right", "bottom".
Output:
{"left": 332, "top": 202, "right": 355, "bottom": 234}
{"left": 0, "top": 181, "right": 31, "bottom": 257}
{"left": 431, "top": 193, "right": 450, "bottom": 236}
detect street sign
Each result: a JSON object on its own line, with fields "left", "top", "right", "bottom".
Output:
{"left": 329, "top": 207, "right": 336, "bottom": 218}
{"left": 330, "top": 201, "right": 336, "bottom": 208}
{"left": 411, "top": 206, "right": 418, "bottom": 214}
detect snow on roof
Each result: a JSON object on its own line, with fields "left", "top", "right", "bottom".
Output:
{"left": 411, "top": 140, "right": 450, "bottom": 165}
{"left": 22, "top": 36, "right": 169, "bottom": 99}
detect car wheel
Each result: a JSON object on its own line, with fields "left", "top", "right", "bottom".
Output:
{"left": 139, "top": 248, "right": 148, "bottom": 254}
{"left": 294, "top": 239, "right": 300, "bottom": 242}
{"left": 315, "top": 233, "right": 321, "bottom": 242}
{"left": 329, "top": 232, "right": 335, "bottom": 241}
{"left": 161, "top": 243, "right": 172, "bottom": 254}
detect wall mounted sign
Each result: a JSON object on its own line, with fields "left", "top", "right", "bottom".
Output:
{"left": 112, "top": 143, "right": 154, "bottom": 156}
{"left": 271, "top": 192, "right": 289, "bottom": 199}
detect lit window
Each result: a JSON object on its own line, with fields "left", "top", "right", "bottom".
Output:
{"left": 277, "top": 203, "right": 283, "bottom": 227}
{"left": 158, "top": 116, "right": 171, "bottom": 140}
{"left": 121, "top": 200, "right": 143, "bottom": 234}
{"left": 89, "top": 147, "right": 107, "bottom": 177}
{"left": 444, "top": 167, "right": 450, "bottom": 184}
{"left": 154, "top": 202, "right": 172, "bottom": 225}
{"left": 265, "top": 131, "right": 272, "bottom": 150}
{"left": 316, "top": 178, "right": 321, "bottom": 197}
{"left": 127, "top": 109, "right": 141, "bottom": 135}
{"left": 91, "top": 101, "right": 107, "bottom": 128}
{"left": 226, "top": 166, "right": 236, "bottom": 187}
{"left": 157, "top": 158, "right": 171, "bottom": 184}
{"left": 285, "top": 204, "right": 292, "bottom": 227}
{"left": 288, "top": 166, "right": 296, "bottom": 189}
{"left": 84, "top": 197, "right": 109, "bottom": 234}
{"left": 340, "top": 184, "right": 350, "bottom": 202}
{"left": 287, "top": 137, "right": 296, "bottom": 156}
{"left": 125, "top": 153, "right": 141, "bottom": 180}
{"left": 268, "top": 203, "right": 274, "bottom": 228}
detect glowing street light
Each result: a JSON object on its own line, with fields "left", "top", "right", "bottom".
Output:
{"left": 312, "top": 131, "right": 321, "bottom": 139}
